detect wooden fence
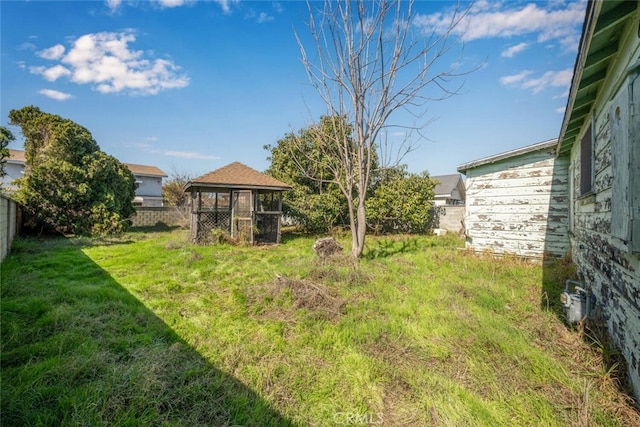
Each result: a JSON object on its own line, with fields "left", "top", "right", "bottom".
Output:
{"left": 1, "top": 195, "right": 19, "bottom": 262}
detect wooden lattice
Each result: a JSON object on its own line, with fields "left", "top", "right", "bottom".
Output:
{"left": 194, "top": 211, "right": 231, "bottom": 242}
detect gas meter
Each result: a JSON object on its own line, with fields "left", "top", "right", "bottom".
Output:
{"left": 560, "top": 280, "right": 595, "bottom": 324}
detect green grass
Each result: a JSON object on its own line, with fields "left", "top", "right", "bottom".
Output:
{"left": 1, "top": 228, "right": 638, "bottom": 426}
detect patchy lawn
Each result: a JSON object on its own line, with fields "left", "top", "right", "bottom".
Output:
{"left": 1, "top": 228, "right": 638, "bottom": 426}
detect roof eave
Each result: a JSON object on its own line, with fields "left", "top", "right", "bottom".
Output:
{"left": 185, "top": 182, "right": 291, "bottom": 192}
{"left": 132, "top": 172, "right": 168, "bottom": 178}
{"left": 457, "top": 139, "right": 558, "bottom": 173}
{"left": 557, "top": 0, "right": 638, "bottom": 156}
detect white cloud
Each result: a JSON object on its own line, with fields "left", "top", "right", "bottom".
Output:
{"left": 556, "top": 106, "right": 566, "bottom": 114}
{"left": 499, "top": 70, "right": 533, "bottom": 86}
{"left": 214, "top": 0, "right": 239, "bottom": 14}
{"left": 157, "top": 0, "right": 187, "bottom": 8}
{"left": 158, "top": 150, "right": 220, "bottom": 160}
{"left": 501, "top": 42, "right": 528, "bottom": 58}
{"left": 501, "top": 68, "right": 573, "bottom": 94}
{"left": 257, "top": 12, "right": 274, "bottom": 23}
{"left": 105, "top": 0, "right": 122, "bottom": 12}
{"left": 39, "top": 89, "right": 72, "bottom": 101}
{"left": 521, "top": 69, "right": 573, "bottom": 93}
{"left": 37, "top": 44, "right": 65, "bottom": 60}
{"left": 31, "top": 31, "right": 189, "bottom": 95}
{"left": 105, "top": 0, "right": 234, "bottom": 13}
{"left": 42, "top": 65, "right": 72, "bottom": 81}
{"left": 18, "top": 42, "right": 37, "bottom": 51}
{"left": 413, "top": 1, "right": 585, "bottom": 50}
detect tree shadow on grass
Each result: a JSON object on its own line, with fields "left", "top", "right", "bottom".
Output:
{"left": 362, "top": 237, "right": 420, "bottom": 260}
{"left": 0, "top": 237, "right": 295, "bottom": 426}
{"left": 130, "top": 223, "right": 183, "bottom": 233}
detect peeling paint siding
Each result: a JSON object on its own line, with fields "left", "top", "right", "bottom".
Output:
{"left": 464, "top": 148, "right": 570, "bottom": 258}
{"left": 569, "top": 20, "right": 640, "bottom": 399}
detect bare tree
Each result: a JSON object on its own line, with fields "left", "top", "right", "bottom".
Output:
{"left": 294, "top": 0, "right": 471, "bottom": 258}
{"left": 162, "top": 166, "right": 192, "bottom": 208}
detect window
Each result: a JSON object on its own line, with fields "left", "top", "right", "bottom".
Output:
{"left": 610, "top": 75, "right": 639, "bottom": 253}
{"left": 579, "top": 122, "right": 593, "bottom": 197}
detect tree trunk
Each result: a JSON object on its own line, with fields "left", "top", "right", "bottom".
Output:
{"left": 351, "top": 195, "right": 367, "bottom": 258}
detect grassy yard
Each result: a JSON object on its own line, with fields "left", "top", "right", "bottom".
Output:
{"left": 1, "top": 227, "right": 639, "bottom": 426}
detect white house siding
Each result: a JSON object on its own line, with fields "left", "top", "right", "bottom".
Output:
{"left": 463, "top": 146, "right": 570, "bottom": 259}
{"left": 1, "top": 162, "right": 24, "bottom": 191}
{"left": 567, "top": 15, "right": 640, "bottom": 397}
{"left": 132, "top": 174, "right": 165, "bottom": 207}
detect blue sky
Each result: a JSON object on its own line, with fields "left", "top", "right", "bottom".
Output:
{"left": 1, "top": 0, "right": 586, "bottom": 179}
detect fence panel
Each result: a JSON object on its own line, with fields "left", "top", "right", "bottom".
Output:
{"left": 1, "top": 195, "right": 18, "bottom": 261}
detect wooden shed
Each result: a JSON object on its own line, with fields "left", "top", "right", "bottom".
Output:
{"left": 457, "top": 139, "right": 570, "bottom": 259}
{"left": 185, "top": 162, "right": 291, "bottom": 244}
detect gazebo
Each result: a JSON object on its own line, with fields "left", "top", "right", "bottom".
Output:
{"left": 184, "top": 162, "right": 291, "bottom": 244}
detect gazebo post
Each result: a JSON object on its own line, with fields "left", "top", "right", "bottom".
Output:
{"left": 277, "top": 192, "right": 283, "bottom": 244}
{"left": 249, "top": 190, "right": 254, "bottom": 244}
{"left": 196, "top": 189, "right": 202, "bottom": 242}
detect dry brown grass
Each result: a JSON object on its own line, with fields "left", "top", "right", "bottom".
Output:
{"left": 247, "top": 274, "right": 347, "bottom": 322}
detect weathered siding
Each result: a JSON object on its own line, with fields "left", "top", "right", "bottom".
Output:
{"left": 568, "top": 17, "right": 640, "bottom": 397}
{"left": 463, "top": 146, "right": 570, "bottom": 258}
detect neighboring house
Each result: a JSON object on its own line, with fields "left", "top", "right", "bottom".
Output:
{"left": 1, "top": 149, "right": 167, "bottom": 207}
{"left": 457, "top": 139, "right": 570, "bottom": 259}
{"left": 1, "top": 149, "right": 26, "bottom": 192}
{"left": 125, "top": 163, "right": 167, "bottom": 207}
{"left": 431, "top": 174, "right": 465, "bottom": 206}
{"left": 557, "top": 0, "right": 639, "bottom": 398}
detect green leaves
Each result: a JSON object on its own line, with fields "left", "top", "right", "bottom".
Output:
{"left": 0, "top": 126, "right": 14, "bottom": 180}
{"left": 265, "top": 116, "right": 354, "bottom": 233}
{"left": 10, "top": 106, "right": 135, "bottom": 235}
{"left": 366, "top": 168, "right": 435, "bottom": 234}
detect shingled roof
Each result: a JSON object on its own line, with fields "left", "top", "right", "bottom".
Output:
{"left": 186, "top": 162, "right": 292, "bottom": 191}
{"left": 432, "top": 174, "right": 463, "bottom": 197}
{"left": 8, "top": 149, "right": 26, "bottom": 163}
{"left": 124, "top": 163, "right": 167, "bottom": 177}
{"left": 7, "top": 149, "right": 167, "bottom": 178}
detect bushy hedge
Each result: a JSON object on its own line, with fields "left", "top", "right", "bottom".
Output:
{"left": 9, "top": 106, "right": 135, "bottom": 235}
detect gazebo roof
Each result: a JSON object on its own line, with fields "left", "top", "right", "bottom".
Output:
{"left": 185, "top": 161, "right": 292, "bottom": 192}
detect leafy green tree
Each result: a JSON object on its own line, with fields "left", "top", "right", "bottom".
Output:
{"left": 366, "top": 166, "right": 436, "bottom": 234}
{"left": 265, "top": 116, "right": 354, "bottom": 233}
{"left": 9, "top": 106, "right": 135, "bottom": 235}
{"left": 0, "top": 126, "right": 14, "bottom": 181}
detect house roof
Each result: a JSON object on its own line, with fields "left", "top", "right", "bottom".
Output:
{"left": 557, "top": 0, "right": 639, "bottom": 155}
{"left": 124, "top": 163, "right": 167, "bottom": 178}
{"left": 457, "top": 139, "right": 558, "bottom": 172}
{"left": 7, "top": 149, "right": 25, "bottom": 163}
{"left": 6, "top": 148, "right": 167, "bottom": 177}
{"left": 431, "top": 174, "right": 463, "bottom": 197}
{"left": 185, "top": 161, "right": 292, "bottom": 192}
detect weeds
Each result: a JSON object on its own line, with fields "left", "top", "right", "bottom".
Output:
{"left": 2, "top": 229, "right": 639, "bottom": 426}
